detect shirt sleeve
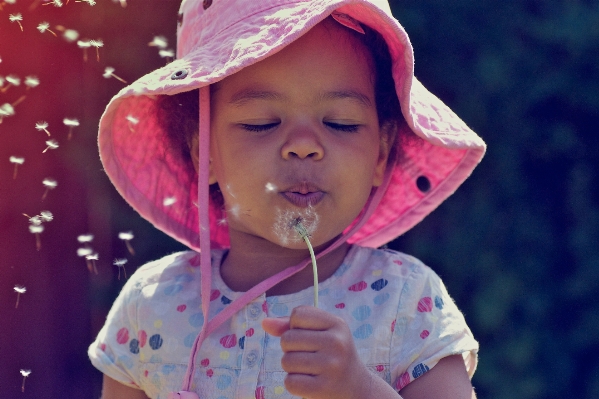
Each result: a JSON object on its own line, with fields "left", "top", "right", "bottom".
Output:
{"left": 389, "top": 262, "right": 478, "bottom": 391}
{"left": 88, "top": 273, "right": 144, "bottom": 389}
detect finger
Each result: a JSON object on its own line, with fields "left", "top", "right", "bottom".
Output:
{"left": 284, "top": 373, "right": 323, "bottom": 398}
{"left": 288, "top": 305, "right": 341, "bottom": 331}
{"left": 279, "top": 328, "right": 324, "bottom": 352}
{"left": 262, "top": 317, "right": 290, "bottom": 337}
{"left": 280, "top": 350, "right": 324, "bottom": 375}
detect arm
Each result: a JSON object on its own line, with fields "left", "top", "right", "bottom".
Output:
{"left": 101, "top": 374, "right": 150, "bottom": 399}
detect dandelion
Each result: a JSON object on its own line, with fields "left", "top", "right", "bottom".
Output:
{"left": 77, "top": 233, "right": 94, "bottom": 243}
{"left": 118, "top": 231, "right": 135, "bottom": 255}
{"left": 42, "top": 0, "right": 63, "bottom": 6}
{"left": 148, "top": 35, "right": 168, "bottom": 49}
{"left": 113, "top": 258, "right": 128, "bottom": 280}
{"left": 163, "top": 196, "right": 177, "bottom": 206}
{"left": 24, "top": 76, "right": 40, "bottom": 89}
{"left": 77, "top": 39, "right": 91, "bottom": 61}
{"left": 20, "top": 369, "right": 31, "bottom": 392}
{"left": 35, "top": 121, "right": 51, "bottom": 136}
{"left": 29, "top": 224, "right": 44, "bottom": 251}
{"left": 9, "top": 156, "right": 24, "bottom": 179}
{"left": 126, "top": 114, "right": 138, "bottom": 131}
{"left": 37, "top": 22, "right": 58, "bottom": 37}
{"left": 89, "top": 39, "right": 103, "bottom": 61}
{"left": 63, "top": 118, "right": 79, "bottom": 139}
{"left": 0, "top": 74, "right": 20, "bottom": 93}
{"left": 272, "top": 206, "right": 319, "bottom": 246}
{"left": 9, "top": 13, "right": 23, "bottom": 32}
{"left": 14, "top": 285, "right": 26, "bottom": 308}
{"left": 103, "top": 67, "right": 127, "bottom": 84}
{"left": 290, "top": 217, "right": 319, "bottom": 307}
{"left": 43, "top": 139, "right": 59, "bottom": 153}
{"left": 41, "top": 178, "right": 57, "bottom": 200}
{"left": 75, "top": 0, "right": 96, "bottom": 5}
{"left": 86, "top": 252, "right": 99, "bottom": 274}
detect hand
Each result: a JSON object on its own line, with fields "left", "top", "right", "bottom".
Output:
{"left": 262, "top": 305, "right": 373, "bottom": 399}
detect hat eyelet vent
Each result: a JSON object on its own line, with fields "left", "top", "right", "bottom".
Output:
{"left": 416, "top": 176, "right": 431, "bottom": 193}
{"left": 203, "top": 0, "right": 212, "bottom": 10}
{"left": 170, "top": 69, "right": 188, "bottom": 80}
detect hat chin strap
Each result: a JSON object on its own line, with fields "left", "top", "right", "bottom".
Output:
{"left": 169, "top": 86, "right": 394, "bottom": 398}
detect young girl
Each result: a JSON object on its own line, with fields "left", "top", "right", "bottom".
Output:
{"left": 89, "top": 1, "right": 486, "bottom": 398}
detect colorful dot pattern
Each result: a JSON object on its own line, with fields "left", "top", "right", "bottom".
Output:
{"left": 88, "top": 247, "right": 478, "bottom": 398}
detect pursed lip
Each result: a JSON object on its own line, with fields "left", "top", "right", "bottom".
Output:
{"left": 280, "top": 182, "right": 325, "bottom": 207}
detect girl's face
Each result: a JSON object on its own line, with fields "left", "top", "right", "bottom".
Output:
{"left": 204, "top": 20, "right": 391, "bottom": 249}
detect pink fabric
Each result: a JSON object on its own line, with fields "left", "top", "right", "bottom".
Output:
{"left": 97, "top": 0, "right": 486, "bottom": 395}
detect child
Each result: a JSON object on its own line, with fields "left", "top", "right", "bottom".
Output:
{"left": 89, "top": 1, "right": 486, "bottom": 398}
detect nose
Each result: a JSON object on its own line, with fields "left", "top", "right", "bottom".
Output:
{"left": 281, "top": 127, "right": 324, "bottom": 161}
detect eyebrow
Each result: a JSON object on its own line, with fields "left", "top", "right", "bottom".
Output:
{"left": 228, "top": 88, "right": 373, "bottom": 108}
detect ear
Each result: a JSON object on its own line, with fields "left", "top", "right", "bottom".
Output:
{"left": 372, "top": 122, "right": 396, "bottom": 187}
{"left": 189, "top": 134, "right": 217, "bottom": 184}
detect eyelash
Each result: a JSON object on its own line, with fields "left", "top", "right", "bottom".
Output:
{"left": 240, "top": 122, "right": 359, "bottom": 133}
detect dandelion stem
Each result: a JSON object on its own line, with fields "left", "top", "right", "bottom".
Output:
{"left": 293, "top": 221, "right": 319, "bottom": 307}
{"left": 13, "top": 164, "right": 18, "bottom": 180}
{"left": 15, "top": 293, "right": 21, "bottom": 308}
{"left": 12, "top": 95, "right": 26, "bottom": 107}
{"left": 35, "top": 233, "right": 41, "bottom": 251}
{"left": 125, "top": 240, "right": 135, "bottom": 255}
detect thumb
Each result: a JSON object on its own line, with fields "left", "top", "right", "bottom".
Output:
{"left": 261, "top": 317, "right": 290, "bottom": 337}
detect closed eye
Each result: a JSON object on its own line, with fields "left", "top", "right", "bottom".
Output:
{"left": 324, "top": 122, "right": 360, "bottom": 132}
{"left": 240, "top": 122, "right": 279, "bottom": 132}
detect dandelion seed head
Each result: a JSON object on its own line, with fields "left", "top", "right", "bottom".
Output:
{"left": 118, "top": 231, "right": 134, "bottom": 241}
{"left": 14, "top": 285, "right": 26, "bottom": 294}
{"left": 20, "top": 370, "right": 31, "bottom": 377}
{"left": 272, "top": 206, "right": 319, "bottom": 246}
{"left": 77, "top": 40, "right": 91, "bottom": 48}
{"left": 126, "top": 114, "right": 139, "bottom": 124}
{"left": 149, "top": 36, "right": 168, "bottom": 48}
{"left": 44, "top": 139, "right": 59, "bottom": 150}
{"left": 29, "top": 225, "right": 44, "bottom": 234}
{"left": 159, "top": 49, "right": 175, "bottom": 58}
{"left": 265, "top": 182, "right": 277, "bottom": 193}
{"left": 77, "top": 247, "right": 93, "bottom": 257}
{"left": 37, "top": 22, "right": 50, "bottom": 33}
{"left": 24, "top": 76, "right": 39, "bottom": 88}
{"left": 63, "top": 118, "right": 80, "bottom": 127}
{"left": 113, "top": 258, "right": 128, "bottom": 266}
{"left": 42, "top": 178, "right": 57, "bottom": 188}
{"left": 9, "top": 13, "right": 23, "bottom": 22}
{"left": 163, "top": 196, "right": 177, "bottom": 206}
{"left": 10, "top": 156, "right": 24, "bottom": 164}
{"left": 77, "top": 234, "right": 94, "bottom": 243}
{"left": 63, "top": 29, "right": 79, "bottom": 42}
{"left": 35, "top": 121, "right": 49, "bottom": 130}
{"left": 40, "top": 211, "right": 53, "bottom": 222}
{"left": 6, "top": 75, "right": 20, "bottom": 86}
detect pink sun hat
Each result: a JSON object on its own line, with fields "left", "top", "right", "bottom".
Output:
{"left": 98, "top": 0, "right": 486, "bottom": 254}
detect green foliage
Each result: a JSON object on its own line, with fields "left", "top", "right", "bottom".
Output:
{"left": 389, "top": 1, "right": 599, "bottom": 398}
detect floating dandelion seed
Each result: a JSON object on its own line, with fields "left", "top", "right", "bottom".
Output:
{"left": 40, "top": 210, "right": 53, "bottom": 222}
{"left": 9, "top": 156, "right": 24, "bottom": 179}
{"left": 63, "top": 118, "right": 79, "bottom": 139}
{"left": 1, "top": 103, "right": 15, "bottom": 123}
{"left": 77, "top": 233, "right": 94, "bottom": 243}
{"left": 24, "top": 76, "right": 39, "bottom": 89}
{"left": 217, "top": 217, "right": 227, "bottom": 226}
{"left": 37, "top": 22, "right": 57, "bottom": 37}
{"left": 163, "top": 196, "right": 176, "bottom": 206}
{"left": 77, "top": 247, "right": 94, "bottom": 273}
{"left": 41, "top": 178, "right": 57, "bottom": 200}
{"left": 35, "top": 121, "right": 51, "bottom": 136}
{"left": 159, "top": 49, "right": 175, "bottom": 59}
{"left": 29, "top": 224, "right": 44, "bottom": 251}
{"left": 14, "top": 285, "right": 26, "bottom": 308}
{"left": 86, "top": 252, "right": 99, "bottom": 274}
{"left": 75, "top": 0, "right": 96, "bottom": 5}
{"left": 113, "top": 258, "right": 128, "bottom": 280}
{"left": 118, "top": 231, "right": 135, "bottom": 255}
{"left": 1, "top": 74, "right": 20, "bottom": 93}
{"left": 43, "top": 139, "right": 59, "bottom": 153}
{"left": 125, "top": 114, "right": 138, "bottom": 131}
{"left": 148, "top": 35, "right": 168, "bottom": 49}
{"left": 20, "top": 369, "right": 31, "bottom": 392}
{"left": 77, "top": 39, "right": 91, "bottom": 61}
{"left": 103, "top": 67, "right": 127, "bottom": 84}
{"left": 9, "top": 13, "right": 23, "bottom": 32}
{"left": 89, "top": 39, "right": 103, "bottom": 61}
{"left": 265, "top": 182, "right": 277, "bottom": 193}
{"left": 42, "top": 0, "right": 63, "bottom": 6}
{"left": 62, "top": 28, "right": 79, "bottom": 42}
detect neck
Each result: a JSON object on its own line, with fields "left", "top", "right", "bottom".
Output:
{"left": 220, "top": 230, "right": 350, "bottom": 296}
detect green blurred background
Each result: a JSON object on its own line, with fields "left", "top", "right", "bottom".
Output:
{"left": 0, "top": 0, "right": 597, "bottom": 398}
